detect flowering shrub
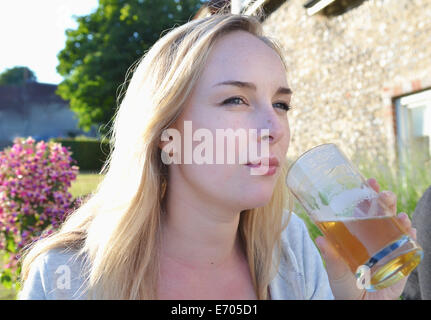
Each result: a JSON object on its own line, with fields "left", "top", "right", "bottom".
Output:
{"left": 0, "top": 137, "right": 79, "bottom": 289}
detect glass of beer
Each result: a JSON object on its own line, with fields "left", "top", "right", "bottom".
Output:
{"left": 285, "top": 143, "right": 423, "bottom": 292}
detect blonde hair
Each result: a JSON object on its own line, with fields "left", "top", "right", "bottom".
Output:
{"left": 19, "top": 13, "right": 294, "bottom": 300}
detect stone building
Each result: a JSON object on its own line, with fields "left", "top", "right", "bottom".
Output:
{"left": 0, "top": 82, "right": 98, "bottom": 149}
{"left": 195, "top": 0, "right": 431, "bottom": 169}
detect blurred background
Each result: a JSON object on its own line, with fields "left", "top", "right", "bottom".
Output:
{"left": 0, "top": 0, "right": 430, "bottom": 299}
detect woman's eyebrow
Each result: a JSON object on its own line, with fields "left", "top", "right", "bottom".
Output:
{"left": 212, "top": 80, "right": 293, "bottom": 95}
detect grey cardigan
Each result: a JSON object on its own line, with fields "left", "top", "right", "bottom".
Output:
{"left": 17, "top": 212, "right": 334, "bottom": 300}
{"left": 401, "top": 185, "right": 431, "bottom": 300}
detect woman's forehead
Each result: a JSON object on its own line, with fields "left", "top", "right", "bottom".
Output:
{"left": 201, "top": 31, "right": 287, "bottom": 86}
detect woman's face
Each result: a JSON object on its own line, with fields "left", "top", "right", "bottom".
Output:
{"left": 168, "top": 30, "right": 291, "bottom": 211}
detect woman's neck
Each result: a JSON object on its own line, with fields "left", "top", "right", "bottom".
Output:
{"left": 160, "top": 211, "right": 243, "bottom": 271}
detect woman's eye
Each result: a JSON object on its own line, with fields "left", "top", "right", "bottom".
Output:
{"left": 221, "top": 97, "right": 292, "bottom": 112}
{"left": 273, "top": 102, "right": 292, "bottom": 112}
{"left": 221, "top": 97, "right": 247, "bottom": 105}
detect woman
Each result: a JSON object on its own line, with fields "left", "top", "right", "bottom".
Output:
{"left": 17, "top": 13, "right": 416, "bottom": 300}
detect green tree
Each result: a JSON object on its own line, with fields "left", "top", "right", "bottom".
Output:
{"left": 57, "top": 0, "right": 204, "bottom": 134}
{"left": 0, "top": 66, "right": 37, "bottom": 85}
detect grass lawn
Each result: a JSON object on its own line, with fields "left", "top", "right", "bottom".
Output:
{"left": 0, "top": 276, "right": 16, "bottom": 299}
{"left": 69, "top": 171, "right": 104, "bottom": 198}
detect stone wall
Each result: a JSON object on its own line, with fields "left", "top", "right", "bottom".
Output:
{"left": 262, "top": 0, "right": 431, "bottom": 167}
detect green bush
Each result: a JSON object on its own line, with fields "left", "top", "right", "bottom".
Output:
{"left": 50, "top": 137, "right": 110, "bottom": 172}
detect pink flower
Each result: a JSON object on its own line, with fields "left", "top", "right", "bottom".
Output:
{"left": 0, "top": 137, "right": 79, "bottom": 277}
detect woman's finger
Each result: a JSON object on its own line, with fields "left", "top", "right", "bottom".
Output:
{"left": 397, "top": 212, "right": 412, "bottom": 228}
{"left": 367, "top": 178, "right": 397, "bottom": 216}
{"left": 377, "top": 191, "right": 397, "bottom": 216}
{"left": 366, "top": 178, "right": 397, "bottom": 214}
{"left": 367, "top": 178, "right": 380, "bottom": 193}
{"left": 396, "top": 212, "right": 416, "bottom": 239}
{"left": 411, "top": 228, "right": 417, "bottom": 240}
{"left": 355, "top": 189, "right": 397, "bottom": 218}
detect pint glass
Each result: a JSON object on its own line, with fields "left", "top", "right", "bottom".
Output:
{"left": 286, "top": 143, "right": 423, "bottom": 291}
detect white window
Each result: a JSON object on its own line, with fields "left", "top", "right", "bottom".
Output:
{"left": 304, "top": 0, "right": 337, "bottom": 15}
{"left": 395, "top": 89, "right": 431, "bottom": 167}
{"left": 231, "top": 0, "right": 268, "bottom": 14}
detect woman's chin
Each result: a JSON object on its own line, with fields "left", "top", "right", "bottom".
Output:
{"left": 239, "top": 191, "right": 274, "bottom": 209}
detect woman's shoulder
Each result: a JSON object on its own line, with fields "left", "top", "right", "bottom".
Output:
{"left": 270, "top": 209, "right": 334, "bottom": 300}
{"left": 278, "top": 210, "right": 315, "bottom": 263}
{"left": 279, "top": 210, "right": 311, "bottom": 247}
{"left": 18, "top": 247, "right": 89, "bottom": 300}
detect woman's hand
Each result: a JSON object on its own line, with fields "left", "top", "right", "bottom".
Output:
{"left": 314, "top": 178, "right": 417, "bottom": 300}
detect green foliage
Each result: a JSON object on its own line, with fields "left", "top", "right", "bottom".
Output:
{"left": 51, "top": 137, "right": 110, "bottom": 172}
{"left": 0, "top": 66, "right": 37, "bottom": 86}
{"left": 70, "top": 173, "right": 104, "bottom": 199}
{"left": 56, "top": 0, "right": 205, "bottom": 134}
{"left": 296, "top": 208, "right": 323, "bottom": 241}
{"left": 0, "top": 268, "right": 12, "bottom": 290}
{"left": 354, "top": 144, "right": 431, "bottom": 217}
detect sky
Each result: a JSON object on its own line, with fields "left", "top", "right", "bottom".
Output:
{"left": 0, "top": 0, "right": 99, "bottom": 84}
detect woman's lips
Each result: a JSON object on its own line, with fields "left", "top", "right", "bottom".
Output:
{"left": 245, "top": 163, "right": 261, "bottom": 168}
{"left": 245, "top": 163, "right": 277, "bottom": 176}
{"left": 245, "top": 157, "right": 279, "bottom": 176}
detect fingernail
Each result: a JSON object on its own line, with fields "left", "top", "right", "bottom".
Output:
{"left": 382, "top": 191, "right": 392, "bottom": 198}
{"left": 398, "top": 212, "right": 407, "bottom": 220}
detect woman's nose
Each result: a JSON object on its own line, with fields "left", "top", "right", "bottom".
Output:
{"left": 257, "top": 112, "right": 285, "bottom": 145}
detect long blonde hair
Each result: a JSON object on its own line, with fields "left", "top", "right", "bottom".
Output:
{"left": 19, "top": 13, "right": 294, "bottom": 300}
